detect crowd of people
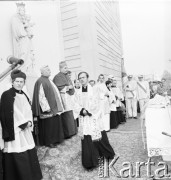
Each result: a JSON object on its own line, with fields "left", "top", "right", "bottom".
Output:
{"left": 0, "top": 60, "right": 169, "bottom": 180}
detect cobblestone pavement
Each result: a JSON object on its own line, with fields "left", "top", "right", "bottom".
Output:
{"left": 37, "top": 117, "right": 170, "bottom": 180}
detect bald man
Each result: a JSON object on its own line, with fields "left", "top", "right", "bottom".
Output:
{"left": 32, "top": 65, "right": 64, "bottom": 148}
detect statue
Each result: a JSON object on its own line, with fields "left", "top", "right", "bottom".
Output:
{"left": 10, "top": 2, "right": 38, "bottom": 100}
{"left": 11, "top": 2, "right": 35, "bottom": 72}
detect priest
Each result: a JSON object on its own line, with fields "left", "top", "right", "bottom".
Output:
{"left": 53, "top": 61, "right": 77, "bottom": 138}
{"left": 32, "top": 65, "right": 64, "bottom": 147}
{"left": 0, "top": 69, "right": 42, "bottom": 180}
{"left": 95, "top": 74, "right": 111, "bottom": 131}
{"left": 73, "top": 71, "right": 115, "bottom": 169}
{"left": 111, "top": 78, "right": 126, "bottom": 124}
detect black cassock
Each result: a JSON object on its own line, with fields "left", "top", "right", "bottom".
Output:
{"left": 0, "top": 150, "right": 3, "bottom": 180}
{"left": 53, "top": 72, "right": 77, "bottom": 138}
{"left": 32, "top": 76, "right": 64, "bottom": 146}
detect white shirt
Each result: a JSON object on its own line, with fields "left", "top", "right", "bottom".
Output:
{"left": 137, "top": 80, "right": 150, "bottom": 100}
{"left": 124, "top": 80, "right": 137, "bottom": 99}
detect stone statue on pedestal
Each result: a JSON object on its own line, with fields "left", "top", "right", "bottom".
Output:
{"left": 11, "top": 2, "right": 35, "bottom": 72}
{"left": 11, "top": 2, "right": 37, "bottom": 99}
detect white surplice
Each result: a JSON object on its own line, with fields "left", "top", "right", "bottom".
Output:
{"left": 73, "top": 84, "right": 103, "bottom": 140}
{"left": 3, "top": 93, "right": 35, "bottom": 153}
{"left": 95, "top": 83, "right": 111, "bottom": 131}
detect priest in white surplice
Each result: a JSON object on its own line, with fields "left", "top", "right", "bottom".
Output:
{"left": 95, "top": 74, "right": 111, "bottom": 131}
{"left": 73, "top": 72, "right": 115, "bottom": 169}
{"left": 0, "top": 70, "right": 42, "bottom": 180}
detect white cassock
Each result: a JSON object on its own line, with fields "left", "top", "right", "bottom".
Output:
{"left": 95, "top": 83, "right": 111, "bottom": 131}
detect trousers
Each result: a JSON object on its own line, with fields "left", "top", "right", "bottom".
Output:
{"left": 126, "top": 98, "right": 137, "bottom": 117}
{"left": 139, "top": 98, "right": 149, "bottom": 112}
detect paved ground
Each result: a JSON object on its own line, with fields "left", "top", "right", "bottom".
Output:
{"left": 37, "top": 117, "right": 170, "bottom": 180}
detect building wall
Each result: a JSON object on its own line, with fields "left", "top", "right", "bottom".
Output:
{"left": 60, "top": 1, "right": 81, "bottom": 79}
{"left": 0, "top": 0, "right": 123, "bottom": 87}
{"left": 94, "top": 0, "right": 122, "bottom": 82}
{"left": 60, "top": 0, "right": 123, "bottom": 84}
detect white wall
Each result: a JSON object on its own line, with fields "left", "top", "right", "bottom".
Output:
{"left": 0, "top": 1, "right": 64, "bottom": 78}
{"left": 164, "top": 1, "right": 171, "bottom": 73}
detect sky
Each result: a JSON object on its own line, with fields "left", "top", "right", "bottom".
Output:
{"left": 119, "top": 0, "right": 169, "bottom": 77}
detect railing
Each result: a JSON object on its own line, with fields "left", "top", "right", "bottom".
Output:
{"left": 0, "top": 56, "right": 24, "bottom": 83}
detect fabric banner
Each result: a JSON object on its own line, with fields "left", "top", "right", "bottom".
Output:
{"left": 137, "top": 81, "right": 147, "bottom": 94}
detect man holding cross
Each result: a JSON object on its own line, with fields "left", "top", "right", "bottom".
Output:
{"left": 137, "top": 75, "right": 150, "bottom": 113}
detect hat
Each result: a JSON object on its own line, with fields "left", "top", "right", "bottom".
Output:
{"left": 161, "top": 78, "right": 166, "bottom": 82}
{"left": 138, "top": 75, "right": 143, "bottom": 78}
{"left": 128, "top": 75, "right": 133, "bottom": 78}
{"left": 108, "top": 74, "right": 115, "bottom": 80}
{"left": 11, "top": 69, "right": 26, "bottom": 80}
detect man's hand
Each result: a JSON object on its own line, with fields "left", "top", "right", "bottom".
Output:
{"left": 27, "top": 121, "right": 32, "bottom": 128}
{"left": 104, "top": 93, "right": 109, "bottom": 97}
{"left": 66, "top": 85, "right": 73, "bottom": 91}
{"left": 0, "top": 139, "right": 4, "bottom": 150}
{"left": 19, "top": 122, "right": 28, "bottom": 130}
{"left": 68, "top": 85, "right": 73, "bottom": 89}
{"left": 45, "top": 109, "right": 51, "bottom": 113}
{"left": 83, "top": 109, "right": 88, "bottom": 116}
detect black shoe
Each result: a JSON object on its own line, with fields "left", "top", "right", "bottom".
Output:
{"left": 133, "top": 117, "right": 137, "bottom": 119}
{"left": 47, "top": 144, "right": 56, "bottom": 148}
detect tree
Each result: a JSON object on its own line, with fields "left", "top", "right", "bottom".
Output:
{"left": 162, "top": 70, "right": 171, "bottom": 80}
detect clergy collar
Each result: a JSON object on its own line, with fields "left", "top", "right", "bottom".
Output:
{"left": 12, "top": 87, "right": 23, "bottom": 94}
{"left": 82, "top": 85, "right": 88, "bottom": 92}
{"left": 112, "top": 85, "right": 116, "bottom": 88}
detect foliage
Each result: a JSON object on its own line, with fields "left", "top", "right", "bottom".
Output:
{"left": 162, "top": 70, "right": 171, "bottom": 80}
